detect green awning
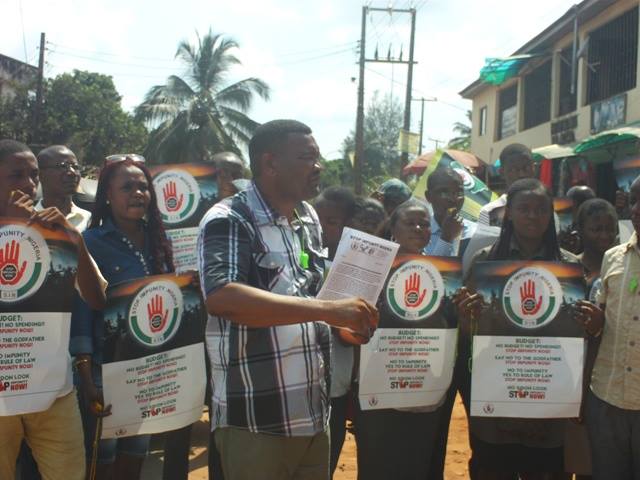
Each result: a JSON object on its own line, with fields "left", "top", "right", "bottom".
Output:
{"left": 479, "top": 54, "right": 537, "bottom": 85}
{"left": 532, "top": 144, "right": 575, "bottom": 161}
{"left": 573, "top": 127, "right": 640, "bottom": 153}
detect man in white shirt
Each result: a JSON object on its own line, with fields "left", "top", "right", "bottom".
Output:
{"left": 36, "top": 145, "right": 91, "bottom": 231}
{"left": 478, "top": 143, "right": 536, "bottom": 227}
{"left": 210, "top": 151, "right": 246, "bottom": 200}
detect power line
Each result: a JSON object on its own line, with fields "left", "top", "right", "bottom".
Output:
{"left": 274, "top": 46, "right": 356, "bottom": 66}
{"left": 365, "top": 66, "right": 468, "bottom": 112}
{"left": 437, "top": 98, "right": 469, "bottom": 113}
{"left": 269, "top": 41, "right": 358, "bottom": 58}
{"left": 47, "top": 40, "right": 358, "bottom": 64}
{"left": 48, "top": 49, "right": 179, "bottom": 70}
{"left": 49, "top": 43, "right": 355, "bottom": 71}
{"left": 403, "top": 2, "right": 567, "bottom": 92}
{"left": 414, "top": 0, "right": 429, "bottom": 12}
{"left": 100, "top": 72, "right": 170, "bottom": 79}
{"left": 48, "top": 42, "right": 176, "bottom": 63}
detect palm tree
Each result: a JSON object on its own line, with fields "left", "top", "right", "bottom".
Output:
{"left": 136, "top": 29, "right": 270, "bottom": 164}
{"left": 447, "top": 110, "right": 472, "bottom": 152}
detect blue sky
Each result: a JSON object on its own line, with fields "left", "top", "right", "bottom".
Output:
{"left": 4, "top": 0, "right": 577, "bottom": 161}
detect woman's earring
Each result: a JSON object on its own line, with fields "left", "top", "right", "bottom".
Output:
{"left": 106, "top": 199, "right": 110, "bottom": 205}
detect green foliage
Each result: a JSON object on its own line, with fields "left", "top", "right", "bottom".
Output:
{"left": 136, "top": 29, "right": 270, "bottom": 164}
{"left": 447, "top": 110, "right": 472, "bottom": 152}
{"left": 0, "top": 85, "right": 33, "bottom": 143}
{"left": 0, "top": 70, "right": 147, "bottom": 165}
{"left": 340, "top": 91, "right": 403, "bottom": 192}
{"left": 319, "top": 157, "right": 353, "bottom": 190}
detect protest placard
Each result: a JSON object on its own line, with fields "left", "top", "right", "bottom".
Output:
{"left": 0, "top": 219, "right": 78, "bottom": 415}
{"left": 150, "top": 163, "right": 218, "bottom": 271}
{"left": 553, "top": 197, "right": 573, "bottom": 233}
{"left": 359, "top": 255, "right": 461, "bottom": 410}
{"left": 469, "top": 261, "right": 586, "bottom": 418}
{"left": 101, "top": 273, "right": 206, "bottom": 438}
{"left": 614, "top": 154, "right": 640, "bottom": 192}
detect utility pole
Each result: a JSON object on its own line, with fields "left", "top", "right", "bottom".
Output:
{"left": 33, "top": 32, "right": 45, "bottom": 144}
{"left": 570, "top": 4, "right": 579, "bottom": 96}
{"left": 412, "top": 97, "right": 436, "bottom": 156}
{"left": 418, "top": 97, "right": 425, "bottom": 155}
{"left": 354, "top": 7, "right": 367, "bottom": 195}
{"left": 429, "top": 137, "right": 445, "bottom": 150}
{"left": 400, "top": 9, "right": 417, "bottom": 171}
{"left": 353, "top": 6, "right": 417, "bottom": 193}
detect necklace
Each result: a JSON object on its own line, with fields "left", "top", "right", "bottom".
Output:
{"left": 119, "top": 233, "right": 151, "bottom": 276}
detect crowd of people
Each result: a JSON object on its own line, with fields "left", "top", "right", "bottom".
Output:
{"left": 0, "top": 117, "right": 639, "bottom": 480}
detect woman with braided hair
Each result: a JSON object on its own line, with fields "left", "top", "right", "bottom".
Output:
{"left": 70, "top": 155, "right": 174, "bottom": 480}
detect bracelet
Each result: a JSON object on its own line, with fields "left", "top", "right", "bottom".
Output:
{"left": 73, "top": 358, "right": 90, "bottom": 368}
{"left": 590, "top": 327, "right": 603, "bottom": 338}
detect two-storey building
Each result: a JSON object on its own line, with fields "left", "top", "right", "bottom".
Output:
{"left": 461, "top": 0, "right": 639, "bottom": 172}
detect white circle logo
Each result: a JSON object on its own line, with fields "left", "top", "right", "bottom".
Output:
{"left": 0, "top": 225, "right": 50, "bottom": 304}
{"left": 386, "top": 260, "right": 445, "bottom": 321}
{"left": 128, "top": 280, "right": 183, "bottom": 347}
{"left": 502, "top": 266, "right": 562, "bottom": 329}
{"left": 453, "top": 167, "right": 475, "bottom": 190}
{"left": 153, "top": 170, "right": 200, "bottom": 224}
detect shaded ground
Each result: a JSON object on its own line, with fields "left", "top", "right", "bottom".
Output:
{"left": 142, "top": 396, "right": 471, "bottom": 479}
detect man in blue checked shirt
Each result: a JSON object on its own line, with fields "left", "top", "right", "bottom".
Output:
{"left": 197, "top": 119, "right": 378, "bottom": 480}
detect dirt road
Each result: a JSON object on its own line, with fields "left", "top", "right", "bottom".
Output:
{"left": 142, "top": 396, "right": 471, "bottom": 479}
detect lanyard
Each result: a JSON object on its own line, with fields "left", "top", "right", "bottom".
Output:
{"left": 293, "top": 209, "right": 310, "bottom": 270}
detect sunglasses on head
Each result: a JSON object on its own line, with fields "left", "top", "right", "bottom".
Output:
{"left": 104, "top": 154, "right": 146, "bottom": 166}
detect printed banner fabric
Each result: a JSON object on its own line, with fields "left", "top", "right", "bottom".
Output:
{"left": 413, "top": 150, "right": 497, "bottom": 221}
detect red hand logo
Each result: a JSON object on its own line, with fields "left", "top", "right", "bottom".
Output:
{"left": 163, "top": 181, "right": 184, "bottom": 212}
{"left": 0, "top": 240, "right": 28, "bottom": 286}
{"left": 404, "top": 272, "right": 427, "bottom": 307}
{"left": 147, "top": 294, "right": 169, "bottom": 333}
{"left": 520, "top": 279, "right": 543, "bottom": 315}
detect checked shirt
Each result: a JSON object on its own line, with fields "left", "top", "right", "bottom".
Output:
{"left": 197, "top": 182, "right": 331, "bottom": 437}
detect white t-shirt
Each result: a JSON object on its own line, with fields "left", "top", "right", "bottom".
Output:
{"left": 35, "top": 200, "right": 92, "bottom": 232}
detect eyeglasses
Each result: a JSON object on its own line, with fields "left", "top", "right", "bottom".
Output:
{"left": 434, "top": 190, "right": 465, "bottom": 201}
{"left": 39, "top": 161, "right": 81, "bottom": 172}
{"left": 104, "top": 154, "right": 146, "bottom": 165}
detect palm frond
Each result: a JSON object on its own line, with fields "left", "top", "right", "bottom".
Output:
{"left": 219, "top": 106, "right": 260, "bottom": 136}
{"left": 139, "top": 28, "right": 269, "bottom": 163}
{"left": 202, "top": 36, "right": 240, "bottom": 93}
{"left": 135, "top": 76, "right": 197, "bottom": 124}
{"left": 175, "top": 40, "right": 198, "bottom": 67}
{"left": 223, "top": 122, "right": 252, "bottom": 148}
{"left": 215, "top": 78, "right": 270, "bottom": 111}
